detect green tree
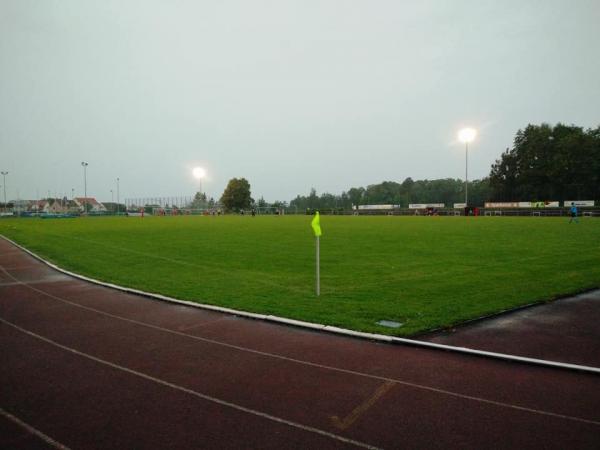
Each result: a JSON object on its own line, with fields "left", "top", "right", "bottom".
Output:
{"left": 339, "top": 191, "right": 351, "bottom": 209}
{"left": 347, "top": 187, "right": 365, "bottom": 208}
{"left": 319, "top": 193, "right": 337, "bottom": 209}
{"left": 365, "top": 181, "right": 402, "bottom": 205}
{"left": 489, "top": 123, "right": 600, "bottom": 201}
{"left": 289, "top": 195, "right": 306, "bottom": 212}
{"left": 401, "top": 177, "right": 414, "bottom": 206}
{"left": 191, "top": 191, "right": 207, "bottom": 209}
{"left": 307, "top": 188, "right": 319, "bottom": 209}
{"left": 220, "top": 178, "right": 253, "bottom": 211}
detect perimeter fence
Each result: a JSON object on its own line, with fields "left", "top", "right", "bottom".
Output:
{"left": 125, "top": 196, "right": 195, "bottom": 210}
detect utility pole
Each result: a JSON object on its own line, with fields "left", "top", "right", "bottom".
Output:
{"left": 1, "top": 171, "right": 8, "bottom": 213}
{"left": 81, "top": 162, "right": 88, "bottom": 213}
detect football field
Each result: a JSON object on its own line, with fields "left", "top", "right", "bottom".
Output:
{"left": 1, "top": 215, "right": 598, "bottom": 335}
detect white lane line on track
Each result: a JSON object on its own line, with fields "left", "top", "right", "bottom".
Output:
{"left": 3, "top": 267, "right": 600, "bottom": 427}
{"left": 0, "top": 265, "right": 40, "bottom": 270}
{"left": 0, "top": 407, "right": 72, "bottom": 450}
{"left": 0, "top": 278, "right": 68, "bottom": 287}
{"left": 177, "top": 316, "right": 233, "bottom": 331}
{"left": 0, "top": 317, "right": 381, "bottom": 450}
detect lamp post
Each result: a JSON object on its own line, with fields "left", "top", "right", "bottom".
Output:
{"left": 1, "top": 171, "right": 7, "bottom": 213}
{"left": 81, "top": 162, "right": 88, "bottom": 213}
{"left": 192, "top": 167, "right": 206, "bottom": 206}
{"left": 116, "top": 177, "right": 120, "bottom": 215}
{"left": 457, "top": 128, "right": 477, "bottom": 206}
{"left": 192, "top": 167, "right": 206, "bottom": 194}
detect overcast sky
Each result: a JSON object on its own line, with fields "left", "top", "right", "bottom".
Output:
{"left": 1, "top": 0, "right": 599, "bottom": 203}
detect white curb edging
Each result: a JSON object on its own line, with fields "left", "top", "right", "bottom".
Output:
{"left": 3, "top": 235, "right": 600, "bottom": 375}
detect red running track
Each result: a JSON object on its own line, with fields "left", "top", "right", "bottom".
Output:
{"left": 423, "top": 289, "right": 600, "bottom": 368}
{"left": 1, "top": 239, "right": 600, "bottom": 449}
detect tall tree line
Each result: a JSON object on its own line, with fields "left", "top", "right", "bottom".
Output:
{"left": 289, "top": 179, "right": 491, "bottom": 211}
{"left": 489, "top": 123, "right": 600, "bottom": 201}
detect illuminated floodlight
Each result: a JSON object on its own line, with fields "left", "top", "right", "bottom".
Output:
{"left": 457, "top": 127, "right": 477, "bottom": 207}
{"left": 458, "top": 127, "right": 477, "bottom": 144}
{"left": 192, "top": 167, "right": 206, "bottom": 179}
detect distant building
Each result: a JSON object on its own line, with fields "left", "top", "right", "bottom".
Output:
{"left": 30, "top": 200, "right": 48, "bottom": 212}
{"left": 74, "top": 197, "right": 107, "bottom": 212}
{"left": 50, "top": 201, "right": 66, "bottom": 213}
{"left": 11, "top": 199, "right": 32, "bottom": 212}
{"left": 46, "top": 199, "right": 80, "bottom": 213}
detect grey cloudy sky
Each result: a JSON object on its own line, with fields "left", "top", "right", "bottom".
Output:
{"left": 1, "top": 0, "right": 599, "bottom": 203}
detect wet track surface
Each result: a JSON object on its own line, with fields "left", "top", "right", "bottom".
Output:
{"left": 1, "top": 238, "right": 600, "bottom": 449}
{"left": 423, "top": 289, "right": 600, "bottom": 367}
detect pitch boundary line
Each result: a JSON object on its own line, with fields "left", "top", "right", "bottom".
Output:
{"left": 0, "top": 407, "right": 72, "bottom": 450}
{"left": 2, "top": 267, "right": 600, "bottom": 427}
{"left": 2, "top": 235, "right": 599, "bottom": 375}
{"left": 0, "top": 317, "right": 381, "bottom": 450}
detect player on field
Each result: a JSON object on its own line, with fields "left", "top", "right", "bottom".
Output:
{"left": 569, "top": 202, "right": 579, "bottom": 223}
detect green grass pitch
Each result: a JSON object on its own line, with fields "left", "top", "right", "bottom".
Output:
{"left": 1, "top": 215, "right": 599, "bottom": 336}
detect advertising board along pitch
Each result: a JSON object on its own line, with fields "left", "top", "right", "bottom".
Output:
{"left": 357, "top": 204, "right": 397, "bottom": 210}
{"left": 409, "top": 203, "right": 445, "bottom": 209}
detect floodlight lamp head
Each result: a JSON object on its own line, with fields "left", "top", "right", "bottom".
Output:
{"left": 193, "top": 167, "right": 206, "bottom": 179}
{"left": 458, "top": 128, "right": 477, "bottom": 144}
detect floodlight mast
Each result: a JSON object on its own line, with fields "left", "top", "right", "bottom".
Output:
{"left": 458, "top": 128, "right": 477, "bottom": 207}
{"left": 466, "top": 141, "right": 468, "bottom": 206}
{"left": 1, "top": 171, "right": 8, "bottom": 213}
{"left": 193, "top": 167, "right": 206, "bottom": 197}
{"left": 81, "top": 162, "right": 88, "bottom": 213}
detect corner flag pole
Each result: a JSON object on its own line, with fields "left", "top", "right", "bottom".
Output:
{"left": 316, "top": 235, "right": 320, "bottom": 296}
{"left": 311, "top": 211, "right": 322, "bottom": 297}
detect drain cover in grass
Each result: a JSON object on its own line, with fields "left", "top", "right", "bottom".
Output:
{"left": 376, "top": 320, "right": 403, "bottom": 328}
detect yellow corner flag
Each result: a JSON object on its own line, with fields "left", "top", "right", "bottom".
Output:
{"left": 311, "top": 211, "right": 322, "bottom": 237}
